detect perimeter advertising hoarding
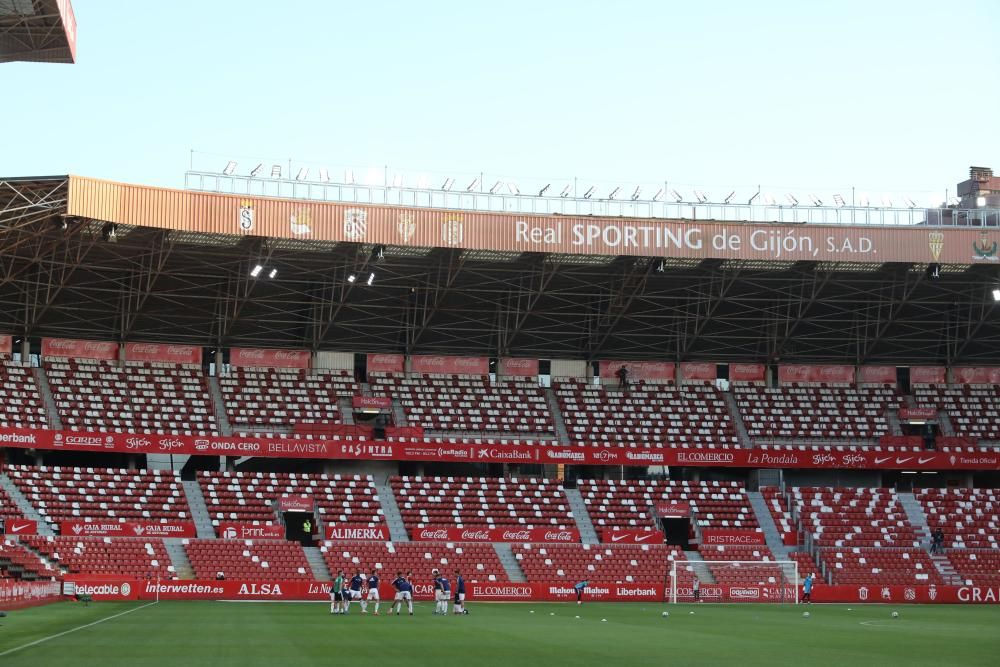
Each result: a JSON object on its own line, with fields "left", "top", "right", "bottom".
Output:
{"left": 67, "top": 176, "right": 1000, "bottom": 265}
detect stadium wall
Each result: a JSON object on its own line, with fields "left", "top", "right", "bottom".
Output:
{"left": 0, "top": 580, "right": 62, "bottom": 610}
{"left": 314, "top": 351, "right": 354, "bottom": 371}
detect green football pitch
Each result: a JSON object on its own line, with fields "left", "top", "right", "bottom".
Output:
{"left": 1, "top": 600, "right": 997, "bottom": 667}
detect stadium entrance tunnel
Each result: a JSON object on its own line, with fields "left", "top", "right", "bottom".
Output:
{"left": 661, "top": 516, "right": 691, "bottom": 550}
{"left": 283, "top": 511, "right": 316, "bottom": 546}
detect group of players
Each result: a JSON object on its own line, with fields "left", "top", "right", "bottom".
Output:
{"left": 329, "top": 568, "right": 468, "bottom": 616}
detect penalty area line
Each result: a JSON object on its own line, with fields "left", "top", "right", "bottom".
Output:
{"left": 0, "top": 601, "right": 159, "bottom": 658}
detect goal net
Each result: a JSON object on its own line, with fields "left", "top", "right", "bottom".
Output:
{"left": 669, "top": 560, "right": 799, "bottom": 604}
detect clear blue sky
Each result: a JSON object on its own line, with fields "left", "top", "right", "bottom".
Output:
{"left": 2, "top": 0, "right": 998, "bottom": 200}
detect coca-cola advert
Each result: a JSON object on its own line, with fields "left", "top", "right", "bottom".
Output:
{"left": 411, "top": 527, "right": 580, "bottom": 543}
{"left": 910, "top": 366, "right": 946, "bottom": 384}
{"left": 499, "top": 357, "right": 539, "bottom": 377}
{"left": 601, "top": 529, "right": 664, "bottom": 544}
{"left": 656, "top": 503, "right": 690, "bottom": 517}
{"left": 59, "top": 520, "right": 197, "bottom": 538}
{"left": 729, "top": 363, "right": 766, "bottom": 383}
{"left": 325, "top": 525, "right": 390, "bottom": 541}
{"left": 124, "top": 342, "right": 202, "bottom": 365}
{"left": 352, "top": 396, "right": 391, "bottom": 410}
{"left": 410, "top": 355, "right": 489, "bottom": 375}
{"left": 216, "top": 523, "right": 285, "bottom": 540}
{"left": 679, "top": 362, "right": 716, "bottom": 381}
{"left": 230, "top": 348, "right": 311, "bottom": 369}
{"left": 41, "top": 337, "right": 118, "bottom": 361}
{"left": 700, "top": 530, "right": 766, "bottom": 545}
{"left": 778, "top": 364, "right": 854, "bottom": 385}
{"left": 366, "top": 353, "right": 404, "bottom": 374}
{"left": 3, "top": 518, "right": 38, "bottom": 535}
{"left": 859, "top": 365, "right": 896, "bottom": 384}
{"left": 952, "top": 367, "right": 1000, "bottom": 385}
{"left": 598, "top": 360, "right": 674, "bottom": 382}
{"left": 0, "top": 335, "right": 11, "bottom": 355}
{"left": 276, "top": 496, "right": 314, "bottom": 512}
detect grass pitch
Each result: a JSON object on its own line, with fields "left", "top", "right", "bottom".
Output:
{"left": 1, "top": 600, "right": 997, "bottom": 666}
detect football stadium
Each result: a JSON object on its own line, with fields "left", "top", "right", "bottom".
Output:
{"left": 2, "top": 1, "right": 1000, "bottom": 665}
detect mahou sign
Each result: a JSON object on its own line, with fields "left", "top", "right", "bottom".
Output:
{"left": 410, "top": 355, "right": 489, "bottom": 375}
{"left": 230, "top": 348, "right": 310, "bottom": 369}
{"left": 598, "top": 360, "right": 675, "bottom": 381}
{"left": 125, "top": 342, "right": 202, "bottom": 365}
{"left": 42, "top": 338, "right": 118, "bottom": 361}
{"left": 411, "top": 527, "right": 580, "bottom": 543}
{"left": 60, "top": 520, "right": 196, "bottom": 538}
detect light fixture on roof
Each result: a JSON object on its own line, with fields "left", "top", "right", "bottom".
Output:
{"left": 881, "top": 195, "right": 893, "bottom": 207}
{"left": 344, "top": 169, "right": 355, "bottom": 184}
{"left": 608, "top": 187, "right": 620, "bottom": 200}
{"left": 250, "top": 163, "right": 263, "bottom": 178}
{"left": 101, "top": 223, "right": 117, "bottom": 243}
{"left": 832, "top": 194, "right": 845, "bottom": 207}
{"left": 559, "top": 185, "right": 571, "bottom": 197}
{"left": 507, "top": 182, "right": 520, "bottom": 195}
{"left": 977, "top": 196, "right": 987, "bottom": 207}
{"left": 723, "top": 191, "right": 735, "bottom": 204}
{"left": 904, "top": 197, "right": 916, "bottom": 208}
{"left": 372, "top": 245, "right": 386, "bottom": 262}
{"left": 694, "top": 190, "right": 708, "bottom": 204}
{"left": 319, "top": 168, "right": 330, "bottom": 183}
{"left": 652, "top": 188, "right": 664, "bottom": 201}
{"left": 583, "top": 186, "right": 595, "bottom": 199}
{"left": 948, "top": 197, "right": 960, "bottom": 207}
{"left": 631, "top": 186, "right": 641, "bottom": 201}
{"left": 417, "top": 174, "right": 430, "bottom": 189}
{"left": 992, "top": 288, "right": 1000, "bottom": 302}
{"left": 391, "top": 173, "right": 402, "bottom": 188}
{"left": 538, "top": 184, "right": 551, "bottom": 197}
{"left": 271, "top": 165, "right": 282, "bottom": 179}
{"left": 367, "top": 272, "right": 375, "bottom": 286}
{"left": 860, "top": 194, "right": 870, "bottom": 207}
{"left": 347, "top": 274, "right": 357, "bottom": 283}
{"left": 295, "top": 168, "right": 308, "bottom": 181}
{"left": 250, "top": 264, "right": 263, "bottom": 278}
{"left": 467, "top": 178, "right": 480, "bottom": 192}
{"left": 670, "top": 189, "right": 683, "bottom": 203}
{"left": 785, "top": 194, "right": 799, "bottom": 206}
{"left": 441, "top": 177, "right": 455, "bottom": 191}
{"left": 763, "top": 194, "right": 776, "bottom": 206}
{"left": 268, "top": 268, "right": 277, "bottom": 279}
{"left": 489, "top": 180, "right": 503, "bottom": 194}
{"left": 808, "top": 194, "right": 822, "bottom": 206}
{"left": 223, "top": 161, "right": 237, "bottom": 176}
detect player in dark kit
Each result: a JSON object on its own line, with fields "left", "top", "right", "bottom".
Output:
{"left": 345, "top": 570, "right": 364, "bottom": 613}
{"left": 363, "top": 568, "right": 380, "bottom": 615}
{"left": 391, "top": 571, "right": 413, "bottom": 616}
{"left": 453, "top": 570, "right": 467, "bottom": 615}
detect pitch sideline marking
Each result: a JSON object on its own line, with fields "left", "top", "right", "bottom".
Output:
{"left": 0, "top": 601, "right": 159, "bottom": 658}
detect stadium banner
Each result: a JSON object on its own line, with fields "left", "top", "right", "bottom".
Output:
{"left": 230, "top": 348, "right": 311, "bottom": 369}
{"left": 729, "top": 363, "right": 766, "bottom": 383}
{"left": 2, "top": 427, "right": 999, "bottom": 470}
{"left": 67, "top": 177, "right": 1000, "bottom": 266}
{"left": 3, "top": 518, "right": 38, "bottom": 535}
{"left": 499, "top": 357, "right": 539, "bottom": 377}
{"left": 276, "top": 496, "right": 314, "bottom": 512}
{"left": 366, "top": 353, "right": 404, "bottom": 374}
{"left": 352, "top": 396, "right": 391, "bottom": 410}
{"left": 0, "top": 580, "right": 62, "bottom": 610}
{"left": 700, "top": 530, "right": 766, "bottom": 545}
{"left": 679, "top": 362, "right": 716, "bottom": 381}
{"left": 778, "top": 364, "right": 854, "bottom": 384}
{"left": 0, "top": 335, "right": 11, "bottom": 354}
{"left": 898, "top": 407, "right": 938, "bottom": 421}
{"left": 325, "top": 525, "right": 390, "bottom": 541}
{"left": 59, "top": 520, "right": 197, "bottom": 538}
{"left": 656, "top": 503, "right": 690, "bottom": 517}
{"left": 411, "top": 527, "right": 579, "bottom": 543}
{"left": 598, "top": 360, "right": 675, "bottom": 381}
{"left": 910, "top": 366, "right": 946, "bottom": 384}
{"left": 952, "top": 367, "right": 1000, "bottom": 384}
{"left": 216, "top": 522, "right": 285, "bottom": 540}
{"left": 859, "top": 365, "right": 896, "bottom": 384}
{"left": 601, "top": 529, "right": 664, "bottom": 544}
{"left": 410, "top": 355, "right": 489, "bottom": 375}
{"left": 41, "top": 337, "right": 118, "bottom": 361}
{"left": 124, "top": 342, "right": 202, "bottom": 365}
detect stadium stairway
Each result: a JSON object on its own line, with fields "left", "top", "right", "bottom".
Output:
{"left": 391, "top": 399, "right": 408, "bottom": 427}
{"left": 937, "top": 411, "right": 956, "bottom": 437}
{"left": 544, "top": 387, "right": 571, "bottom": 445}
{"left": 304, "top": 546, "right": 332, "bottom": 580}
{"left": 492, "top": 543, "right": 528, "bottom": 582}
{"left": 0, "top": 472, "right": 55, "bottom": 536}
{"left": 722, "top": 391, "right": 752, "bottom": 448}
{"left": 563, "top": 487, "right": 599, "bottom": 544}
{"left": 374, "top": 478, "right": 409, "bottom": 542}
{"left": 887, "top": 409, "right": 904, "bottom": 436}
{"left": 897, "top": 492, "right": 932, "bottom": 549}
{"left": 930, "top": 553, "right": 962, "bottom": 585}
{"left": 338, "top": 398, "right": 355, "bottom": 425}
{"left": 182, "top": 479, "right": 218, "bottom": 539}
{"left": 682, "top": 550, "right": 716, "bottom": 583}
{"left": 746, "top": 491, "right": 793, "bottom": 559}
{"left": 33, "top": 366, "right": 63, "bottom": 430}
{"left": 164, "top": 538, "right": 195, "bottom": 579}
{"left": 207, "top": 376, "right": 234, "bottom": 436}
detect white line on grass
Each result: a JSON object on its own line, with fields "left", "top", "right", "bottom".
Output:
{"left": 0, "top": 601, "right": 158, "bottom": 658}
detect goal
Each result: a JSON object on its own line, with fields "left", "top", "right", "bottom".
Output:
{"left": 669, "top": 559, "right": 800, "bottom": 604}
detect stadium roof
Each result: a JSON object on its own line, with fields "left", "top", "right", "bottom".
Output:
{"left": 0, "top": 0, "right": 76, "bottom": 64}
{"left": 1, "top": 175, "right": 999, "bottom": 364}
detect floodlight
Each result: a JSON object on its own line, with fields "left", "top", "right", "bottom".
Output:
{"left": 977, "top": 196, "right": 987, "bottom": 207}
{"left": 344, "top": 169, "right": 355, "bottom": 184}
{"left": 223, "top": 161, "right": 237, "bottom": 176}
{"left": 764, "top": 194, "right": 776, "bottom": 206}
{"left": 785, "top": 194, "right": 799, "bottom": 206}
{"left": 670, "top": 189, "right": 683, "bottom": 203}
{"left": 809, "top": 194, "right": 822, "bottom": 206}
{"left": 583, "top": 187, "right": 596, "bottom": 199}
{"left": 992, "top": 288, "right": 1000, "bottom": 302}
{"left": 268, "top": 268, "right": 277, "bottom": 279}
{"left": 652, "top": 188, "right": 664, "bottom": 201}
{"left": 467, "top": 178, "right": 480, "bottom": 192}
{"left": 560, "top": 185, "right": 571, "bottom": 197}
{"left": 372, "top": 245, "right": 386, "bottom": 261}
{"left": 489, "top": 180, "right": 503, "bottom": 194}
{"left": 250, "top": 163, "right": 263, "bottom": 178}
{"left": 391, "top": 173, "right": 402, "bottom": 188}
{"left": 881, "top": 196, "right": 893, "bottom": 207}
{"left": 507, "top": 182, "right": 520, "bottom": 195}
{"left": 631, "top": 186, "right": 641, "bottom": 201}
{"left": 367, "top": 272, "right": 375, "bottom": 286}
{"left": 319, "top": 168, "right": 330, "bottom": 183}
{"left": 904, "top": 198, "right": 916, "bottom": 208}
{"left": 723, "top": 191, "right": 735, "bottom": 204}
{"left": 441, "top": 178, "right": 455, "bottom": 191}
{"left": 101, "top": 223, "right": 117, "bottom": 242}
{"left": 609, "top": 187, "right": 620, "bottom": 200}
{"left": 347, "top": 274, "right": 357, "bottom": 283}
{"left": 538, "top": 184, "right": 551, "bottom": 197}
{"left": 694, "top": 190, "right": 708, "bottom": 204}
{"left": 271, "top": 165, "right": 281, "bottom": 179}
{"left": 860, "top": 195, "right": 870, "bottom": 207}
{"left": 250, "top": 264, "right": 263, "bottom": 278}
{"left": 295, "top": 168, "right": 308, "bottom": 181}
{"left": 832, "top": 194, "right": 845, "bottom": 207}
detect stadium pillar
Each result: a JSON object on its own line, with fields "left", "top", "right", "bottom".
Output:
{"left": 20, "top": 338, "right": 29, "bottom": 359}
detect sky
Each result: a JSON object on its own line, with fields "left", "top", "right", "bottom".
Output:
{"left": 2, "top": 0, "right": 999, "bottom": 201}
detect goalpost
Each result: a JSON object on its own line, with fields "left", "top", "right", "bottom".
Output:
{"left": 669, "top": 560, "right": 800, "bottom": 604}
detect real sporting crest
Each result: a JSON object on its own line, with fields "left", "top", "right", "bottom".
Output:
{"left": 972, "top": 230, "right": 998, "bottom": 260}
{"left": 344, "top": 208, "right": 368, "bottom": 241}
{"left": 238, "top": 200, "right": 255, "bottom": 232}
{"left": 397, "top": 212, "right": 415, "bottom": 243}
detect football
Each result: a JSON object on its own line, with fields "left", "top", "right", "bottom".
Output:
{"left": 803, "top": 612, "right": 810, "bottom": 618}
{"left": 891, "top": 611, "right": 899, "bottom": 619}
{"left": 662, "top": 611, "right": 669, "bottom": 618}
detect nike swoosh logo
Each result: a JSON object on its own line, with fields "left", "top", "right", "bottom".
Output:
{"left": 11, "top": 524, "right": 29, "bottom": 533}
{"left": 634, "top": 535, "right": 653, "bottom": 542}
{"left": 917, "top": 456, "right": 935, "bottom": 465}
{"left": 611, "top": 535, "right": 627, "bottom": 542}
{"left": 895, "top": 457, "right": 913, "bottom": 464}
{"left": 874, "top": 457, "right": 892, "bottom": 464}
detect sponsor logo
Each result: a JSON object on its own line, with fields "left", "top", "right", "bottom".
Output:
{"left": 418, "top": 529, "right": 449, "bottom": 540}
{"left": 145, "top": 582, "right": 224, "bottom": 596}
{"left": 238, "top": 200, "right": 255, "bottom": 231}
{"left": 344, "top": 208, "right": 368, "bottom": 241}
{"left": 904, "top": 587, "right": 916, "bottom": 601}
{"left": 543, "top": 531, "right": 575, "bottom": 542}
{"left": 928, "top": 585, "right": 937, "bottom": 601}
{"left": 928, "top": 232, "right": 943, "bottom": 262}
{"left": 625, "top": 451, "right": 664, "bottom": 463}
{"left": 748, "top": 452, "right": 800, "bottom": 466}
{"left": 274, "top": 350, "right": 306, "bottom": 362}
{"left": 238, "top": 583, "right": 284, "bottom": 596}
{"left": 858, "top": 586, "right": 869, "bottom": 601}
{"left": 729, "top": 588, "right": 760, "bottom": 599}
{"left": 874, "top": 456, "right": 893, "bottom": 465}
{"left": 812, "top": 453, "right": 836, "bottom": 466}
{"left": 476, "top": 448, "right": 531, "bottom": 462}
{"left": 958, "top": 587, "right": 1000, "bottom": 603}
{"left": 0, "top": 432, "right": 37, "bottom": 445}
{"left": 9, "top": 521, "right": 34, "bottom": 533}
{"left": 65, "top": 435, "right": 103, "bottom": 447}
{"left": 972, "top": 231, "right": 998, "bottom": 261}
{"left": 131, "top": 344, "right": 161, "bottom": 354}
{"left": 327, "top": 527, "right": 388, "bottom": 541}
{"left": 917, "top": 456, "right": 936, "bottom": 465}
{"left": 474, "top": 585, "right": 533, "bottom": 598}
{"left": 121, "top": 583, "right": 132, "bottom": 596}
{"left": 194, "top": 439, "right": 210, "bottom": 451}
{"left": 290, "top": 209, "right": 312, "bottom": 235}
{"left": 676, "top": 451, "right": 735, "bottom": 464}
{"left": 895, "top": 457, "right": 913, "bottom": 465}
{"left": 842, "top": 454, "right": 866, "bottom": 467}
{"left": 75, "top": 582, "right": 128, "bottom": 596}
{"left": 545, "top": 449, "right": 585, "bottom": 462}
{"left": 441, "top": 216, "right": 464, "bottom": 246}
{"left": 167, "top": 345, "right": 194, "bottom": 357}
{"left": 126, "top": 437, "right": 150, "bottom": 450}
{"left": 222, "top": 527, "right": 238, "bottom": 539}
{"left": 501, "top": 530, "right": 532, "bottom": 541}
{"left": 237, "top": 349, "right": 267, "bottom": 361}
{"left": 157, "top": 438, "right": 184, "bottom": 451}
{"left": 611, "top": 534, "right": 628, "bottom": 542}
{"left": 460, "top": 530, "right": 491, "bottom": 541}
{"left": 592, "top": 450, "right": 616, "bottom": 463}
{"left": 397, "top": 213, "right": 415, "bottom": 242}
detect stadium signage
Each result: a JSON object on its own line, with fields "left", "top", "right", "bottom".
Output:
{"left": 59, "top": 520, "right": 197, "bottom": 538}
{"left": 3, "top": 427, "right": 1000, "bottom": 470}
{"left": 898, "top": 408, "right": 938, "bottom": 421}
{"left": 411, "top": 527, "right": 580, "bottom": 543}
{"left": 217, "top": 522, "right": 284, "bottom": 540}
{"left": 410, "top": 355, "right": 489, "bottom": 375}
{"left": 352, "top": 396, "right": 392, "bottom": 410}
{"left": 778, "top": 364, "right": 854, "bottom": 384}
{"left": 124, "top": 342, "right": 202, "bottom": 365}
{"left": 680, "top": 362, "right": 716, "bottom": 381}
{"left": 859, "top": 365, "right": 896, "bottom": 384}
{"left": 701, "top": 530, "right": 766, "bottom": 545}
{"left": 325, "top": 525, "right": 389, "bottom": 541}
{"left": 729, "top": 363, "right": 766, "bottom": 382}
{"left": 656, "top": 503, "right": 690, "bottom": 517}
{"left": 366, "top": 353, "right": 404, "bottom": 374}
{"left": 0, "top": 580, "right": 61, "bottom": 609}
{"left": 499, "top": 357, "right": 539, "bottom": 377}
{"left": 601, "top": 529, "right": 664, "bottom": 544}
{"left": 952, "top": 367, "right": 1000, "bottom": 384}
{"left": 597, "top": 360, "right": 674, "bottom": 381}
{"left": 910, "top": 366, "right": 946, "bottom": 384}
{"left": 4, "top": 518, "right": 38, "bottom": 535}
{"left": 276, "top": 496, "right": 314, "bottom": 512}
{"left": 0, "top": 335, "right": 10, "bottom": 354}
{"left": 41, "top": 337, "right": 118, "bottom": 361}
{"left": 229, "top": 348, "right": 311, "bottom": 369}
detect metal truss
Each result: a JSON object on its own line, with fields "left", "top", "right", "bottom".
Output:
{"left": 0, "top": 0, "right": 73, "bottom": 64}
{"left": 1, "top": 177, "right": 999, "bottom": 364}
